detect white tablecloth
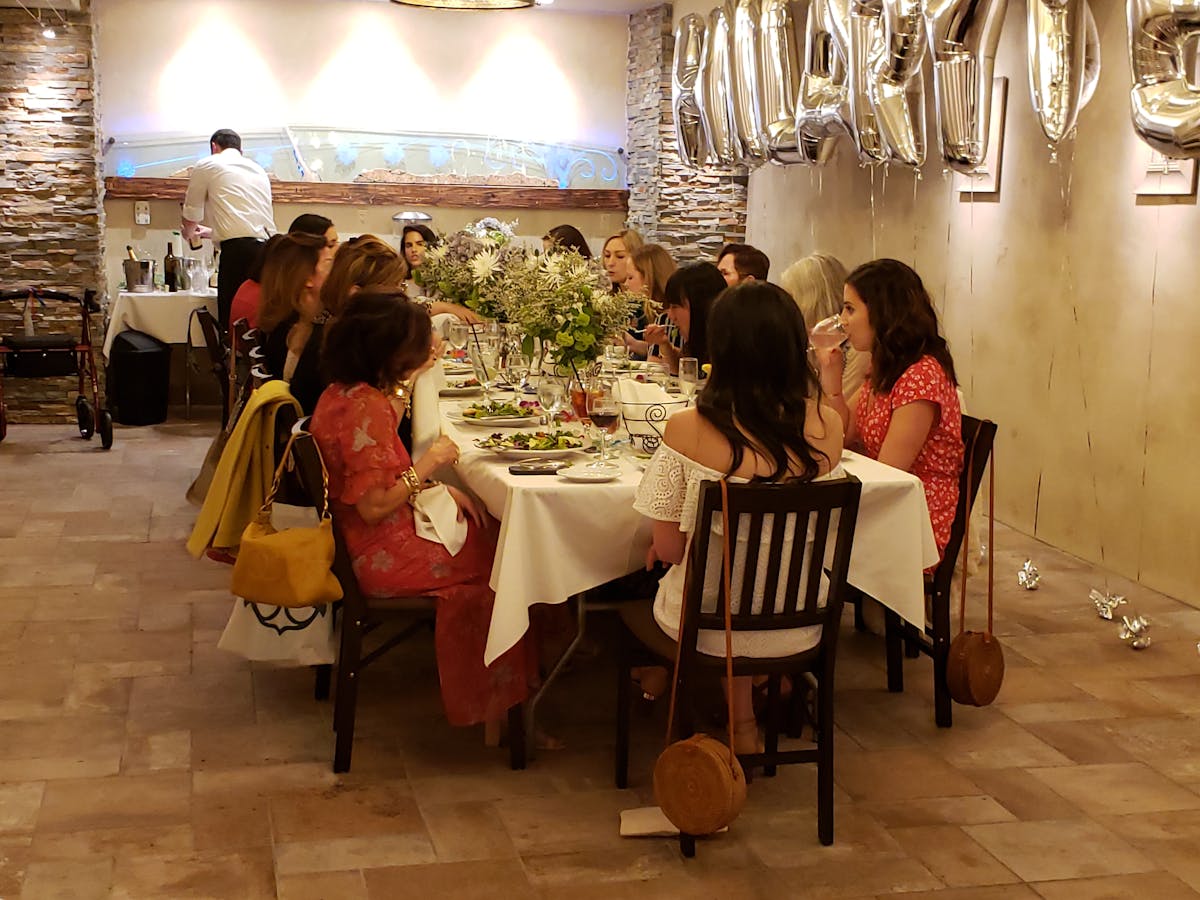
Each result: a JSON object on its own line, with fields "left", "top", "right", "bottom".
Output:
{"left": 103, "top": 290, "right": 218, "bottom": 358}
{"left": 443, "top": 404, "right": 939, "bottom": 666}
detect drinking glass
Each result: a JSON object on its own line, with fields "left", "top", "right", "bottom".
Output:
{"left": 448, "top": 322, "right": 470, "bottom": 352}
{"left": 678, "top": 357, "right": 700, "bottom": 404}
{"left": 604, "top": 343, "right": 629, "bottom": 373}
{"left": 536, "top": 377, "right": 567, "bottom": 424}
{"left": 586, "top": 377, "right": 622, "bottom": 468}
{"left": 503, "top": 349, "right": 532, "bottom": 393}
{"left": 469, "top": 340, "right": 499, "bottom": 402}
{"left": 809, "top": 314, "right": 847, "bottom": 351}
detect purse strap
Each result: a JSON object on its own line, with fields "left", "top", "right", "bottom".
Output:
{"left": 258, "top": 430, "right": 331, "bottom": 522}
{"left": 956, "top": 424, "right": 996, "bottom": 638}
{"left": 662, "top": 478, "right": 738, "bottom": 774}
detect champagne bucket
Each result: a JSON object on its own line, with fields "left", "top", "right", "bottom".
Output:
{"left": 123, "top": 259, "right": 156, "bottom": 293}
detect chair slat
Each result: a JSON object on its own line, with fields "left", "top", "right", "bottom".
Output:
{"left": 739, "top": 510, "right": 765, "bottom": 621}
{"left": 798, "top": 507, "right": 832, "bottom": 617}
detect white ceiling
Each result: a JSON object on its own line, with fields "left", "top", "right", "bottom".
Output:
{"left": 370, "top": 0, "right": 659, "bottom": 15}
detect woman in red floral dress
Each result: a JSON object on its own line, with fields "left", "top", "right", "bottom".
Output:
{"left": 817, "top": 259, "right": 963, "bottom": 559}
{"left": 310, "top": 292, "right": 535, "bottom": 732}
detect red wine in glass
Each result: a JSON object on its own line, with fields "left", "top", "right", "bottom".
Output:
{"left": 589, "top": 411, "right": 620, "bottom": 433}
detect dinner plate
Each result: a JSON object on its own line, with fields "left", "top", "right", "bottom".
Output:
{"left": 439, "top": 385, "right": 484, "bottom": 397}
{"left": 448, "top": 412, "right": 537, "bottom": 428}
{"left": 481, "top": 445, "right": 585, "bottom": 460}
{"left": 557, "top": 463, "right": 622, "bottom": 483}
{"left": 443, "top": 364, "right": 475, "bottom": 376}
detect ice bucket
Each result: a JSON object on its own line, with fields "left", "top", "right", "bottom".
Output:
{"left": 123, "top": 259, "right": 156, "bottom": 293}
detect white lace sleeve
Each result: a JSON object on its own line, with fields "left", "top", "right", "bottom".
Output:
{"left": 633, "top": 445, "right": 686, "bottom": 523}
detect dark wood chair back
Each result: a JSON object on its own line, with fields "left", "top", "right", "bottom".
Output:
{"left": 930, "top": 415, "right": 997, "bottom": 596}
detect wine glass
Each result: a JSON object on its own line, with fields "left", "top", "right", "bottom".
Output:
{"left": 809, "top": 314, "right": 847, "bottom": 351}
{"left": 604, "top": 343, "right": 629, "bottom": 373}
{"left": 469, "top": 340, "right": 499, "bottom": 402}
{"left": 503, "top": 348, "right": 532, "bottom": 393}
{"left": 586, "top": 377, "right": 622, "bottom": 468}
{"left": 678, "top": 357, "right": 700, "bottom": 404}
{"left": 536, "top": 377, "right": 566, "bottom": 425}
{"left": 448, "top": 322, "right": 469, "bottom": 353}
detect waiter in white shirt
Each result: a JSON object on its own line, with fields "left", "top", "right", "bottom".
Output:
{"left": 181, "top": 129, "right": 275, "bottom": 334}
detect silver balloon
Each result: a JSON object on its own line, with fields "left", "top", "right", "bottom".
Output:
{"left": 832, "top": 0, "right": 890, "bottom": 162}
{"left": 926, "top": 0, "right": 1009, "bottom": 173}
{"left": 758, "top": 0, "right": 806, "bottom": 163}
{"left": 731, "top": 0, "right": 768, "bottom": 162}
{"left": 697, "top": 2, "right": 740, "bottom": 166}
{"left": 673, "top": 14, "right": 709, "bottom": 168}
{"left": 1081, "top": 5, "right": 1101, "bottom": 109}
{"left": 796, "top": 0, "right": 849, "bottom": 164}
{"left": 1027, "top": 0, "right": 1099, "bottom": 146}
{"left": 869, "top": 0, "right": 928, "bottom": 166}
{"left": 1128, "top": 0, "right": 1200, "bottom": 157}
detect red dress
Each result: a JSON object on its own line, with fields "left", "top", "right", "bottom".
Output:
{"left": 229, "top": 279, "right": 261, "bottom": 329}
{"left": 311, "top": 382, "right": 534, "bottom": 726}
{"left": 856, "top": 356, "right": 963, "bottom": 557}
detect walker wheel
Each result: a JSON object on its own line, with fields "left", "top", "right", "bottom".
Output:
{"left": 75, "top": 395, "right": 94, "bottom": 439}
{"left": 98, "top": 409, "right": 113, "bottom": 450}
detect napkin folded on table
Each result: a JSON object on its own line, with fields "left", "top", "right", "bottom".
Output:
{"left": 617, "top": 379, "right": 688, "bottom": 445}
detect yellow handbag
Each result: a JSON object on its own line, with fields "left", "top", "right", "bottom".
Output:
{"left": 230, "top": 433, "right": 343, "bottom": 608}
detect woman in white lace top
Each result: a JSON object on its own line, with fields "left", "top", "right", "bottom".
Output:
{"left": 633, "top": 281, "right": 844, "bottom": 753}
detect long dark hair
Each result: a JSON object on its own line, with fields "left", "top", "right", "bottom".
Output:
{"left": 321, "top": 292, "right": 431, "bottom": 391}
{"left": 664, "top": 262, "right": 724, "bottom": 368}
{"left": 697, "top": 282, "right": 827, "bottom": 482}
{"left": 544, "top": 224, "right": 592, "bottom": 258}
{"left": 846, "top": 259, "right": 957, "bottom": 395}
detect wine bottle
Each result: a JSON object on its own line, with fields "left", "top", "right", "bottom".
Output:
{"left": 208, "top": 250, "right": 219, "bottom": 289}
{"left": 164, "top": 243, "right": 177, "bottom": 292}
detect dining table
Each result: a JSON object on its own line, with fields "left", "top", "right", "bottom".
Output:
{"left": 439, "top": 385, "right": 940, "bottom": 669}
{"left": 102, "top": 288, "right": 218, "bottom": 358}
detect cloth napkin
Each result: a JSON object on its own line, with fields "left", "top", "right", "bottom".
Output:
{"left": 411, "top": 483, "right": 468, "bottom": 556}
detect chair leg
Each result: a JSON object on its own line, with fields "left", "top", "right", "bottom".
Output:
{"left": 763, "top": 674, "right": 780, "bottom": 778}
{"left": 615, "top": 627, "right": 631, "bottom": 789}
{"left": 852, "top": 591, "right": 867, "bottom": 633}
{"left": 904, "top": 623, "right": 921, "bottom": 659}
{"left": 884, "top": 609, "right": 904, "bottom": 693}
{"left": 784, "top": 675, "right": 806, "bottom": 740}
{"left": 508, "top": 703, "right": 527, "bottom": 771}
{"left": 816, "top": 675, "right": 834, "bottom": 846}
{"left": 313, "top": 664, "right": 331, "bottom": 701}
{"left": 930, "top": 588, "right": 953, "bottom": 728}
{"left": 332, "top": 616, "right": 364, "bottom": 773}
{"left": 679, "top": 833, "right": 696, "bottom": 858}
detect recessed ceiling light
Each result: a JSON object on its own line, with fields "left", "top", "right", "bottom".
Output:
{"left": 390, "top": 0, "right": 535, "bottom": 9}
{"left": 42, "top": 27, "right": 56, "bottom": 38}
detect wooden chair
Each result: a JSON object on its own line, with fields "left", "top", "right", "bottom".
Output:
{"left": 289, "top": 418, "right": 527, "bottom": 772}
{"left": 615, "top": 475, "right": 862, "bottom": 852}
{"left": 883, "top": 415, "right": 997, "bottom": 728}
{"left": 186, "top": 306, "right": 230, "bottom": 421}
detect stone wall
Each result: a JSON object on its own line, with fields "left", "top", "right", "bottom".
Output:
{"left": 0, "top": 1, "right": 105, "bottom": 424}
{"left": 625, "top": 3, "right": 747, "bottom": 263}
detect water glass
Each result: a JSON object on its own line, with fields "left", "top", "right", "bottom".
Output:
{"left": 678, "top": 357, "right": 700, "bottom": 403}
{"left": 448, "top": 322, "right": 470, "bottom": 352}
{"left": 604, "top": 344, "right": 629, "bottom": 373}
{"left": 809, "top": 314, "right": 847, "bottom": 351}
{"left": 536, "top": 377, "right": 567, "bottom": 424}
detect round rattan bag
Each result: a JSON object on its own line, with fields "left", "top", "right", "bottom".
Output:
{"left": 653, "top": 733, "right": 746, "bottom": 835}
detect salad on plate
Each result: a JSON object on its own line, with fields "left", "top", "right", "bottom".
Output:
{"left": 460, "top": 400, "right": 537, "bottom": 420}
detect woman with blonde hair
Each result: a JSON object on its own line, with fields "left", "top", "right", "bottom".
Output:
{"left": 780, "top": 253, "right": 869, "bottom": 400}
{"left": 622, "top": 243, "right": 678, "bottom": 359}
{"left": 602, "top": 228, "right": 644, "bottom": 292}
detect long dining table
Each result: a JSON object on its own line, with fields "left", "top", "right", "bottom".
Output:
{"left": 439, "top": 392, "right": 940, "bottom": 668}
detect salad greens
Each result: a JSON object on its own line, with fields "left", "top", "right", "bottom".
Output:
{"left": 478, "top": 430, "right": 585, "bottom": 451}
{"left": 461, "top": 400, "right": 534, "bottom": 419}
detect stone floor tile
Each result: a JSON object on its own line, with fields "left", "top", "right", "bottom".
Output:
{"left": 883, "top": 887, "right": 1042, "bottom": 900}
{"left": 887, "top": 824, "right": 1019, "bottom": 888}
{"left": 964, "top": 819, "right": 1156, "bottom": 883}
{"left": 37, "top": 772, "right": 191, "bottom": 833}
{"left": 420, "top": 800, "right": 519, "bottom": 862}
{"left": 834, "top": 748, "right": 983, "bottom": 801}
{"left": 110, "top": 849, "right": 275, "bottom": 900}
{"left": 0, "top": 783, "right": 44, "bottom": 834}
{"left": 863, "top": 796, "right": 1016, "bottom": 828}
{"left": 494, "top": 790, "right": 638, "bottom": 855}
{"left": 19, "top": 858, "right": 112, "bottom": 900}
{"left": 519, "top": 845, "right": 686, "bottom": 891}
{"left": 1027, "top": 762, "right": 1200, "bottom": 817}
{"left": 270, "top": 782, "right": 423, "bottom": 843}
{"left": 766, "top": 855, "right": 941, "bottom": 899}
{"left": 277, "top": 870, "right": 369, "bottom": 900}
{"left": 0, "top": 666, "right": 71, "bottom": 720}
{"left": 275, "top": 834, "right": 437, "bottom": 876}
{"left": 191, "top": 791, "right": 272, "bottom": 853}
{"left": 1020, "top": 720, "right": 1137, "bottom": 766}
{"left": 30, "top": 825, "right": 193, "bottom": 861}
{"left": 1031, "top": 871, "right": 1200, "bottom": 899}
{"left": 121, "top": 729, "right": 191, "bottom": 774}
{"left": 364, "top": 859, "right": 532, "bottom": 899}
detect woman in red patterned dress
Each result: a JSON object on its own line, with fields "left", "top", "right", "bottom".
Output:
{"left": 816, "top": 259, "right": 963, "bottom": 559}
{"left": 310, "top": 292, "right": 535, "bottom": 736}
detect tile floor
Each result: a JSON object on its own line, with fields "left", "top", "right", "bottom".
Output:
{"left": 1, "top": 419, "right": 1199, "bottom": 899}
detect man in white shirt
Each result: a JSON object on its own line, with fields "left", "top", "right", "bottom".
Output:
{"left": 182, "top": 129, "right": 275, "bottom": 333}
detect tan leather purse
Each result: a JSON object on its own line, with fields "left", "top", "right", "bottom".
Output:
{"left": 946, "top": 426, "right": 1004, "bottom": 707}
{"left": 653, "top": 479, "right": 747, "bottom": 836}
{"left": 230, "top": 432, "right": 343, "bottom": 609}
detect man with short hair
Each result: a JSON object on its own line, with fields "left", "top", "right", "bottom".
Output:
{"left": 716, "top": 243, "right": 770, "bottom": 286}
{"left": 182, "top": 129, "right": 275, "bottom": 333}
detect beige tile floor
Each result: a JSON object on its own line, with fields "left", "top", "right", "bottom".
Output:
{"left": 1, "top": 419, "right": 1199, "bottom": 899}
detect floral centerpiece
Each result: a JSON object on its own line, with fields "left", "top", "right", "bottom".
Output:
{"left": 416, "top": 217, "right": 523, "bottom": 321}
{"left": 496, "top": 250, "right": 635, "bottom": 385}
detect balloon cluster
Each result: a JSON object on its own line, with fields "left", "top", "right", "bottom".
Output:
{"left": 672, "top": 0, "right": 1108, "bottom": 172}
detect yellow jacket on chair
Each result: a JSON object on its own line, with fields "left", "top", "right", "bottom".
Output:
{"left": 186, "top": 380, "right": 302, "bottom": 558}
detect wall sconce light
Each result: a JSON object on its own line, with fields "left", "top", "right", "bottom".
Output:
{"left": 390, "top": 0, "right": 535, "bottom": 8}
{"left": 393, "top": 211, "right": 434, "bottom": 223}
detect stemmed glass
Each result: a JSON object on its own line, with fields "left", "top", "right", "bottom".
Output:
{"left": 447, "top": 321, "right": 470, "bottom": 354}
{"left": 469, "top": 337, "right": 499, "bottom": 402}
{"left": 678, "top": 357, "right": 700, "bottom": 405}
{"left": 586, "top": 377, "right": 622, "bottom": 468}
{"left": 536, "top": 376, "right": 567, "bottom": 425}
{"left": 604, "top": 343, "right": 629, "bottom": 374}
{"left": 503, "top": 348, "right": 532, "bottom": 393}
{"left": 809, "top": 314, "right": 847, "bottom": 351}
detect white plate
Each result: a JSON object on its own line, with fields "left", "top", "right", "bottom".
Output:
{"left": 481, "top": 446, "right": 585, "bottom": 460}
{"left": 448, "top": 412, "right": 538, "bottom": 428}
{"left": 439, "top": 385, "right": 484, "bottom": 397}
{"left": 443, "top": 364, "right": 475, "bottom": 376}
{"left": 558, "top": 463, "right": 622, "bottom": 483}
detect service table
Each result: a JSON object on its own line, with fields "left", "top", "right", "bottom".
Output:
{"left": 102, "top": 289, "right": 218, "bottom": 358}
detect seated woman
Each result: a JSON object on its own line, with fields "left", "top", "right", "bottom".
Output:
{"left": 602, "top": 229, "right": 644, "bottom": 293}
{"left": 542, "top": 224, "right": 592, "bottom": 258}
{"left": 310, "top": 293, "right": 535, "bottom": 735}
{"left": 229, "top": 217, "right": 338, "bottom": 334}
{"left": 258, "top": 233, "right": 336, "bottom": 414}
{"left": 816, "top": 258, "right": 963, "bottom": 558}
{"left": 634, "top": 282, "right": 845, "bottom": 753}
{"left": 401, "top": 224, "right": 437, "bottom": 299}
{"left": 621, "top": 244, "right": 677, "bottom": 360}
{"left": 644, "top": 261, "right": 725, "bottom": 375}
{"left": 780, "top": 253, "right": 869, "bottom": 400}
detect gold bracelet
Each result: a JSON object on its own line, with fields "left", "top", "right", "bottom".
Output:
{"left": 399, "top": 467, "right": 421, "bottom": 503}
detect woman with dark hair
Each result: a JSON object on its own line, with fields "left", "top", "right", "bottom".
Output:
{"left": 644, "top": 262, "right": 725, "bottom": 374}
{"left": 633, "top": 281, "right": 844, "bottom": 752}
{"left": 310, "top": 292, "right": 535, "bottom": 736}
{"left": 817, "top": 258, "right": 963, "bottom": 556}
{"left": 542, "top": 224, "right": 592, "bottom": 258}
{"left": 401, "top": 224, "right": 437, "bottom": 297}
{"left": 258, "top": 232, "right": 336, "bottom": 413}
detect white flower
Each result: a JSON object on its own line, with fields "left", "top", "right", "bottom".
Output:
{"left": 470, "top": 249, "right": 500, "bottom": 281}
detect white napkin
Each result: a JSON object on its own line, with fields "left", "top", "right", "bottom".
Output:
{"left": 618, "top": 378, "right": 688, "bottom": 430}
{"left": 411, "top": 483, "right": 468, "bottom": 556}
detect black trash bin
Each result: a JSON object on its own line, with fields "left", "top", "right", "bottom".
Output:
{"left": 107, "top": 330, "right": 170, "bottom": 425}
